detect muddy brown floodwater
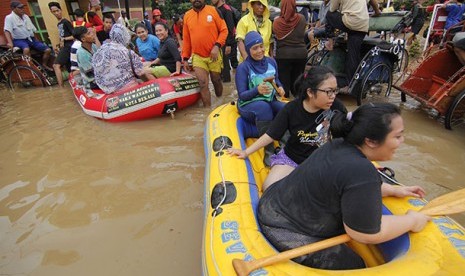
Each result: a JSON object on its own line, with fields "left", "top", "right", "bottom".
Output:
{"left": 0, "top": 80, "right": 464, "bottom": 275}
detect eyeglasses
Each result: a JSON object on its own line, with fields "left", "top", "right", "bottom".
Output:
{"left": 316, "top": 88, "right": 339, "bottom": 97}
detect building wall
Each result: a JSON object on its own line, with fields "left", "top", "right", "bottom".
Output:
{"left": 0, "top": 0, "right": 150, "bottom": 48}
{"left": 104, "top": 0, "right": 151, "bottom": 21}
{"left": 37, "top": 0, "right": 70, "bottom": 49}
{"left": 0, "top": 1, "right": 33, "bottom": 43}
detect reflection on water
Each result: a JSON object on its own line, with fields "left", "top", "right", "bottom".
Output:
{"left": 1, "top": 83, "right": 464, "bottom": 275}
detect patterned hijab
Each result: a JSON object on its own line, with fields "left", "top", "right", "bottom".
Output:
{"left": 273, "top": 0, "right": 301, "bottom": 40}
{"left": 109, "top": 23, "right": 130, "bottom": 46}
{"left": 92, "top": 24, "right": 141, "bottom": 93}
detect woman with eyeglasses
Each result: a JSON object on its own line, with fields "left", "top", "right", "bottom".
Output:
{"left": 228, "top": 65, "right": 346, "bottom": 191}
{"left": 258, "top": 102, "right": 430, "bottom": 270}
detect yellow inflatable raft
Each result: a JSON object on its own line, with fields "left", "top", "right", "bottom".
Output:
{"left": 203, "top": 102, "right": 465, "bottom": 275}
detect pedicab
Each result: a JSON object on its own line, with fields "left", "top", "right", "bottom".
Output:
{"left": 303, "top": 9, "right": 413, "bottom": 105}
{"left": 423, "top": 4, "right": 465, "bottom": 57}
{"left": 393, "top": 42, "right": 465, "bottom": 130}
{"left": 0, "top": 48, "right": 55, "bottom": 89}
{"left": 0, "top": 35, "right": 55, "bottom": 89}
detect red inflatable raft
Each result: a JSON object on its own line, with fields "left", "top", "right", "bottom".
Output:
{"left": 69, "top": 73, "right": 201, "bottom": 122}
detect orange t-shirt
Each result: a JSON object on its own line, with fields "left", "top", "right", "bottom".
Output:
{"left": 182, "top": 5, "right": 228, "bottom": 59}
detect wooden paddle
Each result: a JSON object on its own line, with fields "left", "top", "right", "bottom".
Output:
{"left": 262, "top": 76, "right": 288, "bottom": 101}
{"left": 232, "top": 188, "right": 465, "bottom": 276}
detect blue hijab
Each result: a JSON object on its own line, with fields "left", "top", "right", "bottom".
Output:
{"left": 244, "top": 31, "right": 269, "bottom": 74}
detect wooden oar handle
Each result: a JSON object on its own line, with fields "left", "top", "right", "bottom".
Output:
{"left": 232, "top": 188, "right": 465, "bottom": 275}
{"left": 232, "top": 234, "right": 351, "bottom": 276}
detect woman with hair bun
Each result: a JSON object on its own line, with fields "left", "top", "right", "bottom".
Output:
{"left": 228, "top": 65, "right": 346, "bottom": 191}
{"left": 258, "top": 102, "right": 431, "bottom": 270}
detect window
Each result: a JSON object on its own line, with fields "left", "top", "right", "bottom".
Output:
{"left": 65, "top": 0, "right": 81, "bottom": 18}
{"left": 28, "top": 0, "right": 51, "bottom": 46}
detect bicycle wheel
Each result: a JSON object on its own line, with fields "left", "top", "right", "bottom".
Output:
{"left": 393, "top": 48, "right": 409, "bottom": 84}
{"left": 356, "top": 62, "right": 393, "bottom": 105}
{"left": 8, "top": 65, "right": 46, "bottom": 89}
{"left": 445, "top": 90, "right": 465, "bottom": 130}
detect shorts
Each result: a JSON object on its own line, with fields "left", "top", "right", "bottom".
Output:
{"left": 270, "top": 149, "right": 298, "bottom": 168}
{"left": 13, "top": 38, "right": 50, "bottom": 52}
{"left": 453, "top": 32, "right": 465, "bottom": 42}
{"left": 411, "top": 20, "right": 424, "bottom": 35}
{"left": 54, "top": 44, "right": 72, "bottom": 71}
{"left": 192, "top": 52, "right": 223, "bottom": 73}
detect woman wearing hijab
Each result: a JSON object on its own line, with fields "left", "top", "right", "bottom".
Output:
{"left": 235, "top": 31, "right": 286, "bottom": 165}
{"left": 92, "top": 24, "right": 154, "bottom": 94}
{"left": 273, "top": 0, "right": 307, "bottom": 98}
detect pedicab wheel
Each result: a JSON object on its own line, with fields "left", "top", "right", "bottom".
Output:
{"left": 445, "top": 90, "right": 465, "bottom": 130}
{"left": 393, "top": 48, "right": 409, "bottom": 84}
{"left": 8, "top": 65, "right": 46, "bottom": 90}
{"left": 356, "top": 62, "right": 393, "bottom": 106}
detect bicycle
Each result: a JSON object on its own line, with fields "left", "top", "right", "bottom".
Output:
{"left": 0, "top": 47, "right": 53, "bottom": 90}
{"left": 304, "top": 11, "right": 412, "bottom": 105}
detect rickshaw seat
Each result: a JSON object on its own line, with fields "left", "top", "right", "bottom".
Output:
{"left": 362, "top": 36, "right": 383, "bottom": 45}
{"left": 363, "top": 36, "right": 392, "bottom": 50}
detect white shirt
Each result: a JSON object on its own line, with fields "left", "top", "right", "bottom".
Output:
{"left": 4, "top": 11, "right": 37, "bottom": 39}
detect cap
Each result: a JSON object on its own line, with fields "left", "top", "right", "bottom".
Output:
{"left": 144, "top": 11, "right": 149, "bottom": 16}
{"left": 152, "top": 9, "right": 161, "bottom": 16}
{"left": 121, "top": 10, "right": 126, "bottom": 14}
{"left": 11, "top": 1, "right": 25, "bottom": 9}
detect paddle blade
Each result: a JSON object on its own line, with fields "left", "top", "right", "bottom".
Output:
{"left": 420, "top": 188, "right": 465, "bottom": 216}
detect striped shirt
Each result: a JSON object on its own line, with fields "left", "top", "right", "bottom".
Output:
{"left": 70, "top": 40, "right": 82, "bottom": 72}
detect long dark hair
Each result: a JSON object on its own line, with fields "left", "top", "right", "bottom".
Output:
{"left": 294, "top": 66, "right": 335, "bottom": 100}
{"left": 330, "top": 103, "right": 401, "bottom": 146}
{"left": 134, "top": 23, "right": 148, "bottom": 32}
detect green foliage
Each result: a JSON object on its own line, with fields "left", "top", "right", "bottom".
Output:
{"left": 269, "top": 0, "right": 281, "bottom": 7}
{"left": 158, "top": 0, "right": 245, "bottom": 20}
{"left": 128, "top": 18, "right": 141, "bottom": 30}
{"left": 409, "top": 39, "right": 421, "bottom": 58}
{"left": 229, "top": 0, "right": 243, "bottom": 10}
{"left": 163, "top": 1, "right": 191, "bottom": 18}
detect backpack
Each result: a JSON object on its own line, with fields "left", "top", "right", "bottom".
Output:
{"left": 224, "top": 4, "right": 241, "bottom": 27}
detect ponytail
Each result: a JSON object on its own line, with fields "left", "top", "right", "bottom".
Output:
{"left": 330, "top": 103, "right": 401, "bottom": 146}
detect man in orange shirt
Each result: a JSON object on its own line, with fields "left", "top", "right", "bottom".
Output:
{"left": 182, "top": 0, "right": 228, "bottom": 107}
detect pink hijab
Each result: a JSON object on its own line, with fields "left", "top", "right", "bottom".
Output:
{"left": 273, "top": 0, "right": 301, "bottom": 40}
